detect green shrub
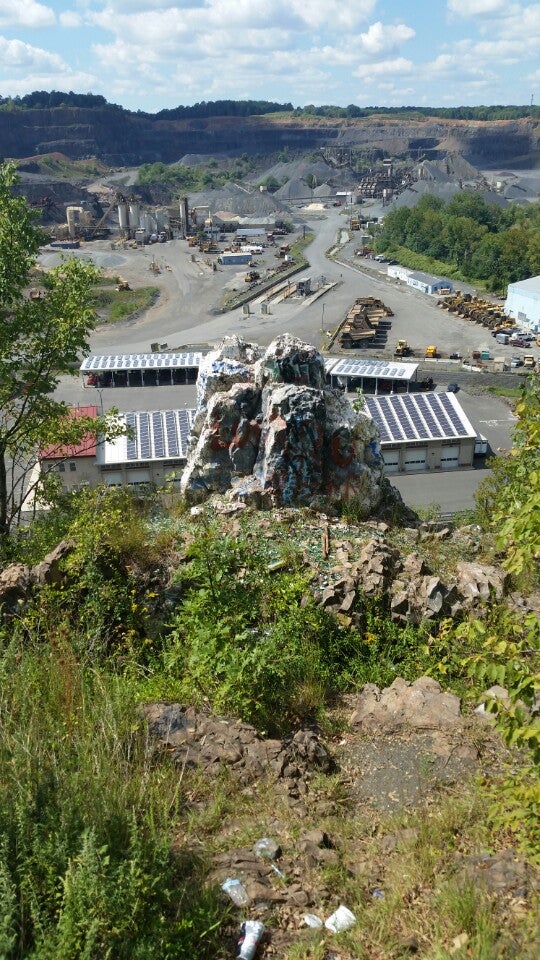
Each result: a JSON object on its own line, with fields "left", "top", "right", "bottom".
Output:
{"left": 0, "top": 633, "right": 224, "bottom": 958}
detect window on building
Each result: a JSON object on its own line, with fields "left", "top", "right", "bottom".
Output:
{"left": 58, "top": 463, "right": 65, "bottom": 473}
{"left": 69, "top": 462, "right": 76, "bottom": 472}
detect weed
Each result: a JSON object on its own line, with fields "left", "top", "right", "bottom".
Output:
{"left": 0, "top": 632, "right": 225, "bottom": 957}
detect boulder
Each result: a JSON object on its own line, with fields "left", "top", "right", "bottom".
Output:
{"left": 455, "top": 561, "right": 507, "bottom": 603}
{"left": 349, "top": 677, "right": 462, "bottom": 734}
{"left": 33, "top": 540, "right": 73, "bottom": 586}
{"left": 0, "top": 563, "right": 34, "bottom": 608}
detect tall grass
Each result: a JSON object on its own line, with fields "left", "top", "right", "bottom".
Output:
{"left": 0, "top": 628, "right": 223, "bottom": 958}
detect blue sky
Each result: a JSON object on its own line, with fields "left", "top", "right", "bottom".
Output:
{"left": 0, "top": 1, "right": 538, "bottom": 113}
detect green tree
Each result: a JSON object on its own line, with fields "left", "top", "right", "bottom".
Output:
{"left": 0, "top": 162, "right": 121, "bottom": 542}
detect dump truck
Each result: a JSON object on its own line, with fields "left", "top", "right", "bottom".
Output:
{"left": 523, "top": 355, "right": 536, "bottom": 368}
{"left": 425, "top": 345, "right": 437, "bottom": 358}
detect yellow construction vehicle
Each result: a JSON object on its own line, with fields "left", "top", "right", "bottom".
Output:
{"left": 425, "top": 345, "right": 437, "bottom": 358}
{"left": 394, "top": 339, "right": 412, "bottom": 357}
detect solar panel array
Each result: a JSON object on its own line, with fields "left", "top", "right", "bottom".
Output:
{"left": 125, "top": 409, "right": 195, "bottom": 461}
{"left": 80, "top": 353, "right": 202, "bottom": 372}
{"left": 326, "top": 358, "right": 417, "bottom": 381}
{"left": 364, "top": 392, "right": 475, "bottom": 443}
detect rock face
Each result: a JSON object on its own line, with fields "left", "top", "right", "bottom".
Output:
{"left": 1, "top": 107, "right": 537, "bottom": 167}
{"left": 181, "top": 334, "right": 384, "bottom": 512}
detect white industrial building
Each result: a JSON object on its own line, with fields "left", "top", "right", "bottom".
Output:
{"left": 364, "top": 392, "right": 478, "bottom": 473}
{"left": 504, "top": 276, "right": 540, "bottom": 332}
{"left": 404, "top": 271, "right": 454, "bottom": 295}
{"left": 97, "top": 409, "right": 195, "bottom": 488}
{"left": 387, "top": 265, "right": 453, "bottom": 294}
{"left": 387, "top": 264, "right": 412, "bottom": 283}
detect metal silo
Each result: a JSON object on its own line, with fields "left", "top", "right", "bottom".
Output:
{"left": 129, "top": 203, "right": 140, "bottom": 228}
{"left": 118, "top": 203, "right": 129, "bottom": 232}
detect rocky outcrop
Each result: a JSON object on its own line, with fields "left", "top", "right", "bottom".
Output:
{"left": 309, "top": 533, "right": 508, "bottom": 624}
{"left": 181, "top": 334, "right": 384, "bottom": 513}
{"left": 0, "top": 540, "right": 73, "bottom": 611}
{"left": 349, "top": 677, "right": 462, "bottom": 735}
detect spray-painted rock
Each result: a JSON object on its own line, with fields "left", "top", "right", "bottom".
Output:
{"left": 181, "top": 334, "right": 385, "bottom": 513}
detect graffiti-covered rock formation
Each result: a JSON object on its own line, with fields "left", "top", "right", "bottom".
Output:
{"left": 180, "top": 334, "right": 384, "bottom": 512}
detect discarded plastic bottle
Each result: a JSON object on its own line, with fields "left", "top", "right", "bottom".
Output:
{"left": 222, "top": 878, "right": 250, "bottom": 907}
{"left": 237, "top": 920, "right": 264, "bottom": 960}
{"left": 253, "top": 837, "right": 281, "bottom": 861}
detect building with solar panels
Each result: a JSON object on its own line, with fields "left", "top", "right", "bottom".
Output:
{"left": 41, "top": 407, "right": 196, "bottom": 491}
{"left": 80, "top": 352, "right": 202, "bottom": 388}
{"left": 96, "top": 409, "right": 196, "bottom": 487}
{"left": 364, "top": 392, "right": 477, "bottom": 472}
{"left": 325, "top": 357, "right": 419, "bottom": 394}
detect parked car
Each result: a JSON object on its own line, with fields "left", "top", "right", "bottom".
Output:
{"left": 447, "top": 382, "right": 459, "bottom": 392}
{"left": 510, "top": 357, "right": 523, "bottom": 367}
{"left": 449, "top": 352, "right": 462, "bottom": 360}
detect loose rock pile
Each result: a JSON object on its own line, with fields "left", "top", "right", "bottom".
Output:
{"left": 311, "top": 532, "right": 508, "bottom": 624}
{"left": 140, "top": 702, "right": 331, "bottom": 803}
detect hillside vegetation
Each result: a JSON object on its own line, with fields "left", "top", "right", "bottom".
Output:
{"left": 375, "top": 193, "right": 540, "bottom": 294}
{"left": 0, "top": 160, "right": 538, "bottom": 960}
{"left": 0, "top": 380, "right": 538, "bottom": 959}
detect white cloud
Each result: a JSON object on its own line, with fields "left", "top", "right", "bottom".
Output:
{"left": 358, "top": 22, "right": 415, "bottom": 56}
{"left": 0, "top": 0, "right": 55, "bottom": 28}
{"left": 354, "top": 57, "right": 414, "bottom": 79}
{"left": 59, "top": 12, "right": 82, "bottom": 28}
{"left": 0, "top": 36, "right": 63, "bottom": 68}
{"left": 447, "top": 0, "right": 507, "bottom": 15}
{"left": 289, "top": 0, "right": 376, "bottom": 30}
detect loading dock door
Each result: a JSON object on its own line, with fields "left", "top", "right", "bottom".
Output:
{"left": 126, "top": 468, "right": 151, "bottom": 486}
{"left": 404, "top": 447, "right": 427, "bottom": 471}
{"left": 382, "top": 449, "right": 400, "bottom": 473}
{"left": 440, "top": 444, "right": 460, "bottom": 469}
{"left": 102, "top": 471, "right": 122, "bottom": 486}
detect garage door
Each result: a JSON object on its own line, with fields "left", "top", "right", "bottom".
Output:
{"left": 103, "top": 471, "right": 122, "bottom": 486}
{"left": 382, "top": 449, "right": 400, "bottom": 473}
{"left": 404, "top": 447, "right": 427, "bottom": 471}
{"left": 126, "top": 468, "right": 151, "bottom": 486}
{"left": 440, "top": 444, "right": 460, "bottom": 469}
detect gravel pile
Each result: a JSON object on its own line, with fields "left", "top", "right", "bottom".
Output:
{"left": 187, "top": 183, "right": 289, "bottom": 217}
